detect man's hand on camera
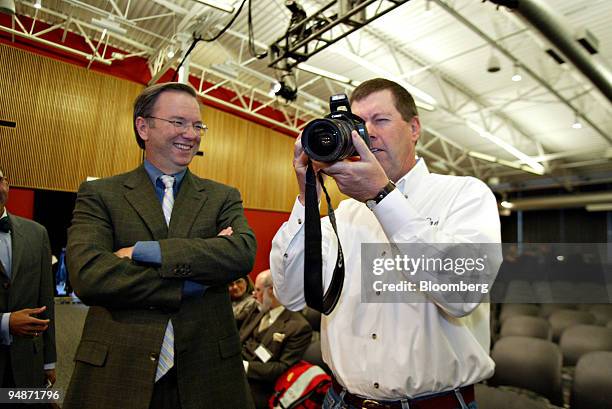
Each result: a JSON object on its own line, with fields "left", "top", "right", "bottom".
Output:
{"left": 294, "top": 133, "right": 324, "bottom": 206}
{"left": 316, "top": 130, "right": 388, "bottom": 202}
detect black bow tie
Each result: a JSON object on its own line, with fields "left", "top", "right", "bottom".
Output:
{"left": 0, "top": 217, "right": 10, "bottom": 233}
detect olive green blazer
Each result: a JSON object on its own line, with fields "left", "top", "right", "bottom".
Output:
{"left": 64, "top": 166, "right": 256, "bottom": 409}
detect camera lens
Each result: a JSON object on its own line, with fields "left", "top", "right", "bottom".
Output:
{"left": 302, "top": 118, "right": 355, "bottom": 162}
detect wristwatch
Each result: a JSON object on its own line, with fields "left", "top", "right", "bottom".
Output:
{"left": 365, "top": 180, "right": 396, "bottom": 210}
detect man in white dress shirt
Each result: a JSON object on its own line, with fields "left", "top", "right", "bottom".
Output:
{"left": 270, "top": 78, "right": 501, "bottom": 409}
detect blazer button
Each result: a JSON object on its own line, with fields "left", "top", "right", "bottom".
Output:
{"left": 149, "top": 352, "right": 159, "bottom": 361}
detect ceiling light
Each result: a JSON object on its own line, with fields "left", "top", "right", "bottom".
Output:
{"left": 34, "top": 0, "right": 42, "bottom": 9}
{"left": 586, "top": 203, "right": 612, "bottom": 212}
{"left": 501, "top": 201, "right": 514, "bottom": 209}
{"left": 487, "top": 54, "right": 501, "bottom": 73}
{"left": 0, "top": 0, "right": 15, "bottom": 14}
{"left": 511, "top": 64, "right": 522, "bottom": 82}
{"left": 297, "top": 63, "right": 351, "bottom": 84}
{"left": 167, "top": 49, "right": 175, "bottom": 59}
{"left": 333, "top": 48, "right": 437, "bottom": 107}
{"left": 572, "top": 112, "right": 582, "bottom": 129}
{"left": 91, "top": 17, "right": 127, "bottom": 36}
{"left": 467, "top": 121, "right": 545, "bottom": 175}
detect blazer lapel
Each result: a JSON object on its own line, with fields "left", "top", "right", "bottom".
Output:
{"left": 124, "top": 166, "right": 168, "bottom": 240}
{"left": 168, "top": 170, "right": 208, "bottom": 237}
{"left": 7, "top": 215, "right": 24, "bottom": 283}
{"left": 240, "top": 309, "right": 265, "bottom": 343}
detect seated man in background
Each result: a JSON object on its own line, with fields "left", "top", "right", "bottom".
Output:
{"left": 229, "top": 276, "right": 257, "bottom": 328}
{"left": 240, "top": 269, "right": 312, "bottom": 408}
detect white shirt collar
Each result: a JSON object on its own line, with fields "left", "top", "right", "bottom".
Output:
{"left": 0, "top": 209, "right": 7, "bottom": 219}
{"left": 267, "top": 305, "right": 285, "bottom": 324}
{"left": 395, "top": 157, "right": 429, "bottom": 194}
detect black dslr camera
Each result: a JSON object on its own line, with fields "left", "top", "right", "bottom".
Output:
{"left": 301, "top": 94, "right": 370, "bottom": 162}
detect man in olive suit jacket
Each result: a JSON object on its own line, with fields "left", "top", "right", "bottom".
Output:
{"left": 64, "top": 83, "right": 257, "bottom": 409}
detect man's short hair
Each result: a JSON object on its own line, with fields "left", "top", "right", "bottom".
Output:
{"left": 133, "top": 82, "right": 198, "bottom": 149}
{"left": 350, "top": 78, "right": 418, "bottom": 122}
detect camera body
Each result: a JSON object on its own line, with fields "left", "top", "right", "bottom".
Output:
{"left": 301, "top": 94, "right": 370, "bottom": 162}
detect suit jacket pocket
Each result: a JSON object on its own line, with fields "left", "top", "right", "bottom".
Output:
{"left": 74, "top": 340, "right": 108, "bottom": 367}
{"left": 217, "top": 332, "right": 241, "bottom": 359}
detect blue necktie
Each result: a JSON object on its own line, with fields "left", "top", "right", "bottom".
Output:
{"left": 156, "top": 176, "right": 175, "bottom": 381}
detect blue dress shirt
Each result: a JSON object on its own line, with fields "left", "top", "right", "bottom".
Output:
{"left": 132, "top": 160, "right": 206, "bottom": 298}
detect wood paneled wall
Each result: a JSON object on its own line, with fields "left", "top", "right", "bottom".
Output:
{"left": 0, "top": 44, "right": 142, "bottom": 191}
{"left": 0, "top": 43, "right": 346, "bottom": 212}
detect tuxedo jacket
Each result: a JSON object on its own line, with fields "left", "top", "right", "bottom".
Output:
{"left": 63, "top": 166, "right": 257, "bottom": 409}
{"left": 0, "top": 214, "right": 55, "bottom": 387}
{"left": 239, "top": 307, "right": 312, "bottom": 384}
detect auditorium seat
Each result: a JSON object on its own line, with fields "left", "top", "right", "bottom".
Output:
{"left": 475, "top": 384, "right": 555, "bottom": 409}
{"left": 499, "top": 304, "right": 540, "bottom": 324}
{"left": 538, "top": 303, "right": 576, "bottom": 319}
{"left": 570, "top": 351, "right": 612, "bottom": 409}
{"left": 548, "top": 309, "right": 595, "bottom": 342}
{"left": 490, "top": 336, "right": 563, "bottom": 406}
{"left": 559, "top": 324, "right": 612, "bottom": 366}
{"left": 500, "top": 315, "right": 552, "bottom": 341}
{"left": 302, "top": 339, "right": 331, "bottom": 375}
{"left": 586, "top": 304, "right": 612, "bottom": 326}
{"left": 302, "top": 306, "right": 321, "bottom": 332}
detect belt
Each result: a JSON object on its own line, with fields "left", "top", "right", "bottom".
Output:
{"left": 331, "top": 378, "right": 475, "bottom": 409}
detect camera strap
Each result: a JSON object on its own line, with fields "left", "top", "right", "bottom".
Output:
{"left": 304, "top": 160, "right": 344, "bottom": 315}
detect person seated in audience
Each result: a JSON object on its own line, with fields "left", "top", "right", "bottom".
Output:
{"left": 240, "top": 269, "right": 312, "bottom": 409}
{"left": 229, "top": 276, "right": 257, "bottom": 327}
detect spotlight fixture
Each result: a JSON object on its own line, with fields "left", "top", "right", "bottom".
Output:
{"left": 511, "top": 64, "right": 522, "bottom": 82}
{"left": 0, "top": 0, "right": 15, "bottom": 15}
{"left": 167, "top": 49, "right": 175, "bottom": 59}
{"left": 572, "top": 112, "right": 582, "bottom": 129}
{"left": 487, "top": 54, "right": 501, "bottom": 73}
{"left": 272, "top": 73, "right": 298, "bottom": 102}
{"left": 34, "top": 0, "right": 41, "bottom": 9}
{"left": 274, "top": 80, "right": 298, "bottom": 102}
{"left": 269, "top": 81, "right": 282, "bottom": 97}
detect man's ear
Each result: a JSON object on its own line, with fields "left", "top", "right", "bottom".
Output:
{"left": 410, "top": 116, "right": 421, "bottom": 144}
{"left": 135, "top": 117, "right": 149, "bottom": 142}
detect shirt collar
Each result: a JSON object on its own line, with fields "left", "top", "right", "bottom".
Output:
{"left": 268, "top": 305, "right": 285, "bottom": 324}
{"left": 143, "top": 159, "right": 187, "bottom": 186}
{"left": 395, "top": 157, "right": 429, "bottom": 195}
{"left": 0, "top": 209, "right": 6, "bottom": 219}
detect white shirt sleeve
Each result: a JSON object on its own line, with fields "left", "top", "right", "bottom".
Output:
{"left": 373, "top": 178, "right": 502, "bottom": 316}
{"left": 0, "top": 312, "right": 13, "bottom": 345}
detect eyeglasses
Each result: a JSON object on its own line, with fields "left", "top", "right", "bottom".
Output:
{"left": 146, "top": 116, "right": 208, "bottom": 136}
